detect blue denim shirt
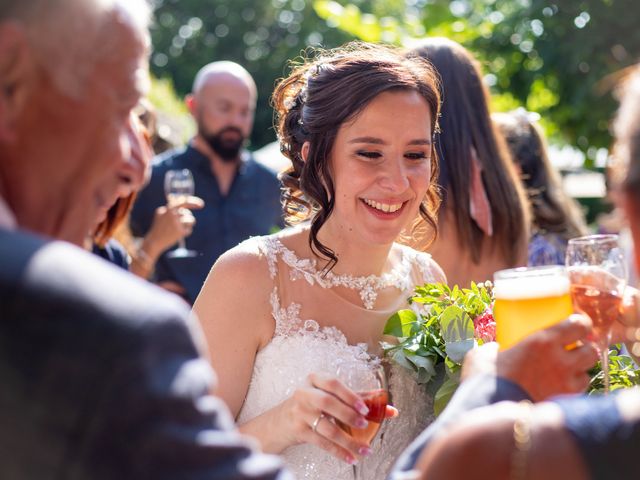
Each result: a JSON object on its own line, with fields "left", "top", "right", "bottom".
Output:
{"left": 130, "top": 145, "right": 283, "bottom": 303}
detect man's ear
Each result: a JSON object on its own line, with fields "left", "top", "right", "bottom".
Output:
{"left": 185, "top": 94, "right": 196, "bottom": 117}
{"left": 301, "top": 141, "right": 310, "bottom": 163}
{"left": 0, "top": 21, "right": 32, "bottom": 143}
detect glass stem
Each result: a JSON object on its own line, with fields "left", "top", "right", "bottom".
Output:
{"left": 178, "top": 238, "right": 186, "bottom": 250}
{"left": 601, "top": 335, "right": 611, "bottom": 394}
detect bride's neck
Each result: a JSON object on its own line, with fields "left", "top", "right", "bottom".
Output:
{"left": 313, "top": 222, "right": 394, "bottom": 277}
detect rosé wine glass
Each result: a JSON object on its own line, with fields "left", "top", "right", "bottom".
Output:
{"left": 336, "top": 361, "right": 388, "bottom": 479}
{"left": 566, "top": 234, "right": 626, "bottom": 393}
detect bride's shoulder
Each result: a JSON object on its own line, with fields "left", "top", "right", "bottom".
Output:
{"left": 394, "top": 243, "right": 447, "bottom": 284}
{"left": 212, "top": 226, "right": 307, "bottom": 280}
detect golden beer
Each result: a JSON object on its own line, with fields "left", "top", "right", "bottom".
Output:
{"left": 494, "top": 266, "right": 573, "bottom": 350}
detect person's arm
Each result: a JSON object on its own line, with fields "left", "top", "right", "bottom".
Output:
{"left": 415, "top": 401, "right": 589, "bottom": 480}
{"left": 193, "top": 244, "right": 374, "bottom": 464}
{"left": 130, "top": 196, "right": 204, "bottom": 279}
{"left": 83, "top": 291, "right": 290, "bottom": 480}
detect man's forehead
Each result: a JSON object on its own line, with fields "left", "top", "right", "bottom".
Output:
{"left": 197, "top": 74, "right": 256, "bottom": 103}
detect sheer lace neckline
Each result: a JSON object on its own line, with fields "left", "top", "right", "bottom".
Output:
{"left": 262, "top": 236, "right": 416, "bottom": 310}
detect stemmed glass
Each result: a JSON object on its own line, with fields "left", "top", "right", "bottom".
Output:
{"left": 566, "top": 234, "right": 627, "bottom": 393}
{"left": 164, "top": 169, "right": 197, "bottom": 258}
{"left": 336, "top": 361, "right": 388, "bottom": 479}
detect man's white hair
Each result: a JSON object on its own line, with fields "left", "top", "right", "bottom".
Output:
{"left": 1, "top": 0, "right": 151, "bottom": 99}
{"left": 192, "top": 61, "right": 257, "bottom": 101}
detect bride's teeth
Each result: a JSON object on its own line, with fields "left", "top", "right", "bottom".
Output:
{"left": 363, "top": 199, "right": 403, "bottom": 213}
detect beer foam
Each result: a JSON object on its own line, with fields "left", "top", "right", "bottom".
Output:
{"left": 493, "top": 275, "right": 570, "bottom": 299}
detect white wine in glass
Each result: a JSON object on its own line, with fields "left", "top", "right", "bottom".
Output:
{"left": 566, "top": 234, "right": 626, "bottom": 393}
{"left": 164, "top": 169, "right": 197, "bottom": 258}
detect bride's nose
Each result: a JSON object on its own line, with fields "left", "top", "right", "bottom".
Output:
{"left": 377, "top": 158, "right": 410, "bottom": 192}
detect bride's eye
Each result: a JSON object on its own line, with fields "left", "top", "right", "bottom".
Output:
{"left": 357, "top": 150, "right": 383, "bottom": 160}
{"left": 405, "top": 152, "right": 429, "bottom": 162}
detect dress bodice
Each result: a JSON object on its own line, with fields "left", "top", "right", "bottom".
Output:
{"left": 236, "top": 234, "right": 443, "bottom": 479}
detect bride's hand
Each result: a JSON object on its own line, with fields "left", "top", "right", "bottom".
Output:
{"left": 273, "top": 373, "right": 375, "bottom": 465}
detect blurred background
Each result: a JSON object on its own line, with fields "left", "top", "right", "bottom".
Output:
{"left": 147, "top": 0, "right": 640, "bottom": 222}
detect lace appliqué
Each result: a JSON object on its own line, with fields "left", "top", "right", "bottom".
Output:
{"left": 269, "top": 287, "right": 371, "bottom": 359}
{"left": 260, "top": 236, "right": 415, "bottom": 310}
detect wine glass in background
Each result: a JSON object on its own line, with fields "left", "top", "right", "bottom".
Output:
{"left": 336, "top": 361, "right": 388, "bottom": 479}
{"left": 164, "top": 169, "right": 197, "bottom": 258}
{"left": 566, "top": 234, "right": 627, "bottom": 393}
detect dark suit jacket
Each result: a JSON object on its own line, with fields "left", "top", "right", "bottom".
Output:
{"left": 0, "top": 228, "right": 290, "bottom": 479}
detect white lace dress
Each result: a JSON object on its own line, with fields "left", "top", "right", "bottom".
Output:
{"left": 236, "top": 235, "right": 443, "bottom": 479}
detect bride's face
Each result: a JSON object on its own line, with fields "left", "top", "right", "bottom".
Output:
{"left": 326, "top": 89, "right": 433, "bottom": 246}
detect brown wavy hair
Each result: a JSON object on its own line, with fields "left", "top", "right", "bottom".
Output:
{"left": 494, "top": 110, "right": 588, "bottom": 242}
{"left": 273, "top": 41, "right": 442, "bottom": 271}
{"left": 406, "top": 38, "right": 529, "bottom": 266}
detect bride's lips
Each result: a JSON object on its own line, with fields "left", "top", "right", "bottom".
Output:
{"left": 360, "top": 198, "right": 408, "bottom": 219}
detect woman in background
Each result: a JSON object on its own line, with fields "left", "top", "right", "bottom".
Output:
{"left": 494, "top": 109, "right": 588, "bottom": 266}
{"left": 406, "top": 38, "right": 530, "bottom": 287}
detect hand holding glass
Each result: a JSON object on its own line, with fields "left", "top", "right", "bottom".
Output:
{"left": 164, "top": 169, "right": 197, "bottom": 258}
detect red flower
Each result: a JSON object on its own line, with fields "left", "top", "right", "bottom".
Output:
{"left": 473, "top": 310, "right": 496, "bottom": 343}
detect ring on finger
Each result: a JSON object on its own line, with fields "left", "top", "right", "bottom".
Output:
{"left": 311, "top": 412, "right": 325, "bottom": 433}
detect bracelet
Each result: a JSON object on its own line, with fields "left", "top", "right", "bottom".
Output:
{"left": 133, "top": 247, "right": 154, "bottom": 271}
{"left": 511, "top": 400, "right": 534, "bottom": 480}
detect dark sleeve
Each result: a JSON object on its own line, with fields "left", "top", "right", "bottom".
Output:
{"left": 554, "top": 393, "right": 640, "bottom": 480}
{"left": 84, "top": 305, "right": 291, "bottom": 480}
{"left": 92, "top": 239, "right": 129, "bottom": 270}
{"left": 389, "top": 374, "right": 531, "bottom": 477}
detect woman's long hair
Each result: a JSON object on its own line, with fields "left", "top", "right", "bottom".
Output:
{"left": 407, "top": 38, "right": 529, "bottom": 265}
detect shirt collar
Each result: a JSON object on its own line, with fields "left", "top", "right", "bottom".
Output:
{"left": 0, "top": 195, "right": 17, "bottom": 230}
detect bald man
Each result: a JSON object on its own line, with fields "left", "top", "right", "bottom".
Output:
{"left": 130, "top": 61, "right": 283, "bottom": 303}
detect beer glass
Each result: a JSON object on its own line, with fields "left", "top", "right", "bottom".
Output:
{"left": 494, "top": 266, "right": 573, "bottom": 350}
{"left": 566, "top": 234, "right": 626, "bottom": 393}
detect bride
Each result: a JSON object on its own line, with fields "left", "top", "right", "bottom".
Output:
{"left": 193, "top": 42, "right": 445, "bottom": 479}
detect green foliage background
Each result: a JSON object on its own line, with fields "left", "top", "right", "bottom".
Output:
{"left": 149, "top": 0, "right": 351, "bottom": 149}
{"left": 149, "top": 0, "right": 640, "bottom": 164}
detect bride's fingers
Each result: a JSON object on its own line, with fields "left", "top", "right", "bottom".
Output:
{"left": 303, "top": 412, "right": 370, "bottom": 464}
{"left": 308, "top": 374, "right": 369, "bottom": 416}
{"left": 300, "top": 384, "right": 368, "bottom": 431}
{"left": 385, "top": 405, "right": 399, "bottom": 418}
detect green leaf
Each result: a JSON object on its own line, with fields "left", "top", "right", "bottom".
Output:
{"left": 434, "top": 377, "right": 460, "bottom": 416}
{"left": 439, "top": 305, "right": 475, "bottom": 363}
{"left": 439, "top": 305, "right": 474, "bottom": 343}
{"left": 384, "top": 309, "right": 418, "bottom": 337}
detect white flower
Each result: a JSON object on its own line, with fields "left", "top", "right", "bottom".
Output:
{"left": 283, "top": 96, "right": 296, "bottom": 110}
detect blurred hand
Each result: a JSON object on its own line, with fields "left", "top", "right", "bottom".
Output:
{"left": 462, "top": 315, "right": 598, "bottom": 401}
{"left": 157, "top": 280, "right": 187, "bottom": 297}
{"left": 145, "top": 196, "right": 204, "bottom": 254}
{"left": 612, "top": 286, "right": 640, "bottom": 343}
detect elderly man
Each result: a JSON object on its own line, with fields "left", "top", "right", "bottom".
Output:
{"left": 0, "top": 1, "right": 288, "bottom": 478}
{"left": 130, "top": 61, "right": 283, "bottom": 303}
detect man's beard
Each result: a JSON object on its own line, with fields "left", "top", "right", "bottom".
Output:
{"left": 200, "top": 126, "right": 245, "bottom": 163}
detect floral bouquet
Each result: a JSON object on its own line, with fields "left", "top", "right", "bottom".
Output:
{"left": 382, "top": 282, "right": 495, "bottom": 415}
